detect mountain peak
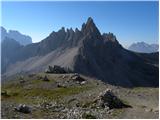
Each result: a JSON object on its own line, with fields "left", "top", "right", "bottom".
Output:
{"left": 86, "top": 17, "right": 94, "bottom": 25}
{"left": 81, "top": 17, "right": 101, "bottom": 36}
{"left": 85, "top": 17, "right": 96, "bottom": 29}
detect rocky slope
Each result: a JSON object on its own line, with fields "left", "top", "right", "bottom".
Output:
{"left": 2, "top": 17, "right": 159, "bottom": 87}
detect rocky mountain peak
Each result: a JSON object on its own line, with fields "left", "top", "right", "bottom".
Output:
{"left": 86, "top": 17, "right": 94, "bottom": 25}
{"left": 75, "top": 28, "right": 79, "bottom": 32}
{"left": 58, "top": 27, "right": 66, "bottom": 33}
{"left": 81, "top": 17, "right": 101, "bottom": 36}
{"left": 102, "top": 32, "right": 119, "bottom": 44}
{"left": 1, "top": 27, "right": 32, "bottom": 45}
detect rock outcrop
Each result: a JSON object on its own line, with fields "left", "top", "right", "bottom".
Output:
{"left": 45, "top": 65, "right": 72, "bottom": 74}
{"left": 95, "top": 89, "right": 131, "bottom": 109}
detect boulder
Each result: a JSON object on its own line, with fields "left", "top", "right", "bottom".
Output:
{"left": 71, "top": 74, "right": 86, "bottom": 83}
{"left": 95, "top": 89, "right": 131, "bottom": 109}
{"left": 43, "top": 76, "right": 50, "bottom": 81}
{"left": 14, "top": 104, "right": 31, "bottom": 113}
{"left": 45, "top": 65, "right": 67, "bottom": 74}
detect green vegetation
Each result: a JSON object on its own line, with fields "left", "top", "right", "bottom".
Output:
{"left": 82, "top": 113, "right": 96, "bottom": 119}
{"left": 111, "top": 109, "right": 123, "bottom": 118}
{"left": 2, "top": 79, "right": 94, "bottom": 105}
{"left": 131, "top": 87, "right": 158, "bottom": 94}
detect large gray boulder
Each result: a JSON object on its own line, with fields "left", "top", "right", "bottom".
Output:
{"left": 95, "top": 89, "right": 131, "bottom": 109}
{"left": 45, "top": 65, "right": 72, "bottom": 74}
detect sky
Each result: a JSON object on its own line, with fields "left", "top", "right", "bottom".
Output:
{"left": 1, "top": 1, "right": 159, "bottom": 47}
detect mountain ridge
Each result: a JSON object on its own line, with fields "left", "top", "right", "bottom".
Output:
{"left": 0, "top": 27, "right": 32, "bottom": 45}
{"left": 128, "top": 42, "right": 159, "bottom": 53}
{"left": 2, "top": 17, "right": 159, "bottom": 87}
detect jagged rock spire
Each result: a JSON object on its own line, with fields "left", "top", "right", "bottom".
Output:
{"left": 81, "top": 17, "right": 101, "bottom": 36}
{"left": 102, "top": 32, "right": 119, "bottom": 44}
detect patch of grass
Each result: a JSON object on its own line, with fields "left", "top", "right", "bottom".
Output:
{"left": 82, "top": 101, "right": 97, "bottom": 108}
{"left": 111, "top": 109, "right": 123, "bottom": 118}
{"left": 82, "top": 113, "right": 96, "bottom": 119}
{"left": 121, "top": 99, "right": 130, "bottom": 106}
{"left": 131, "top": 87, "right": 152, "bottom": 94}
{"left": 2, "top": 82, "right": 95, "bottom": 105}
{"left": 31, "top": 79, "right": 53, "bottom": 84}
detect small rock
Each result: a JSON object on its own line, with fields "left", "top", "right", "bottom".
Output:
{"left": 62, "top": 75, "right": 67, "bottom": 79}
{"left": 153, "top": 107, "right": 159, "bottom": 113}
{"left": 80, "top": 81, "right": 87, "bottom": 85}
{"left": 57, "top": 84, "right": 66, "bottom": 88}
{"left": 71, "top": 74, "right": 86, "bottom": 83}
{"left": 43, "top": 76, "right": 50, "bottom": 81}
{"left": 14, "top": 104, "right": 31, "bottom": 113}
{"left": 1, "top": 90, "right": 9, "bottom": 96}
{"left": 20, "top": 80, "right": 25, "bottom": 84}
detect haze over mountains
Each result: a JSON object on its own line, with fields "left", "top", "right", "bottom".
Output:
{"left": 1, "top": 17, "right": 158, "bottom": 87}
{"left": 0, "top": 27, "right": 32, "bottom": 45}
{"left": 128, "top": 42, "right": 159, "bottom": 53}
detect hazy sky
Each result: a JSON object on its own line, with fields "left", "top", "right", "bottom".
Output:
{"left": 1, "top": 1, "right": 158, "bottom": 47}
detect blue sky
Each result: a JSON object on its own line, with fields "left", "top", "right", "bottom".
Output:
{"left": 1, "top": 1, "right": 158, "bottom": 47}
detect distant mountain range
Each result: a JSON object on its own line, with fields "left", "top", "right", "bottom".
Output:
{"left": 0, "top": 27, "right": 32, "bottom": 45}
{"left": 1, "top": 17, "right": 158, "bottom": 87}
{"left": 128, "top": 42, "right": 159, "bottom": 53}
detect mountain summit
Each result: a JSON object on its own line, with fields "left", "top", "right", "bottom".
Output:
{"left": 2, "top": 17, "right": 158, "bottom": 87}
{"left": 0, "top": 27, "right": 32, "bottom": 45}
{"left": 82, "top": 17, "right": 101, "bottom": 35}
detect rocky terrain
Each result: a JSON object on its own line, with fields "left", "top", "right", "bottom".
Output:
{"left": 1, "top": 72, "right": 158, "bottom": 119}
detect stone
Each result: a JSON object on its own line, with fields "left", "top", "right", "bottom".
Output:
{"left": 43, "top": 76, "right": 49, "bottom": 81}
{"left": 1, "top": 90, "right": 9, "bottom": 96}
{"left": 62, "top": 75, "right": 67, "bottom": 79}
{"left": 45, "top": 65, "right": 70, "bottom": 74}
{"left": 71, "top": 74, "right": 86, "bottom": 83}
{"left": 57, "top": 84, "right": 66, "bottom": 88}
{"left": 80, "top": 81, "right": 87, "bottom": 85}
{"left": 14, "top": 104, "right": 31, "bottom": 113}
{"left": 95, "top": 89, "right": 131, "bottom": 109}
{"left": 20, "top": 80, "right": 25, "bottom": 84}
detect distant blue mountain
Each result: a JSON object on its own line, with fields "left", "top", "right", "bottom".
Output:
{"left": 0, "top": 26, "right": 32, "bottom": 45}
{"left": 128, "top": 42, "right": 159, "bottom": 53}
